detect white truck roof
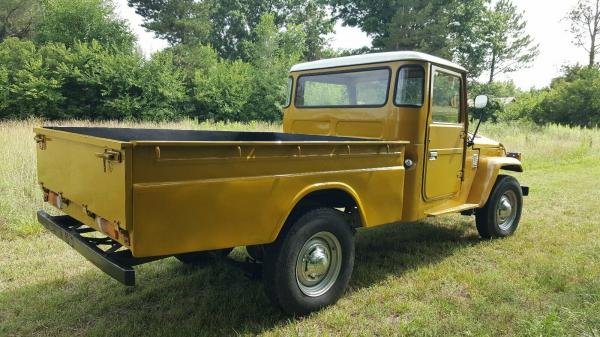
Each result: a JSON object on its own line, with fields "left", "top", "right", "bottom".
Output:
{"left": 290, "top": 51, "right": 466, "bottom": 72}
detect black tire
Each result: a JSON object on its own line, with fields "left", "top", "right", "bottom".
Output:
{"left": 175, "top": 248, "right": 233, "bottom": 265}
{"left": 263, "top": 208, "right": 355, "bottom": 315}
{"left": 475, "top": 175, "right": 523, "bottom": 238}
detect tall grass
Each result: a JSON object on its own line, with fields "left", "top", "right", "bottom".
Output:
{"left": 478, "top": 122, "right": 600, "bottom": 169}
{"left": 0, "top": 119, "right": 598, "bottom": 239}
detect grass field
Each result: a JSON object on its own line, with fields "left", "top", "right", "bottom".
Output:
{"left": 0, "top": 120, "right": 599, "bottom": 336}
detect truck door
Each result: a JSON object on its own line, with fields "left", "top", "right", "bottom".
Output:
{"left": 423, "top": 66, "right": 465, "bottom": 201}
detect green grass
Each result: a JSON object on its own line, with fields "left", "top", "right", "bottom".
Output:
{"left": 1, "top": 120, "right": 599, "bottom": 336}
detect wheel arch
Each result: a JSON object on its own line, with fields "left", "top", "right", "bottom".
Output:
{"left": 269, "top": 183, "right": 367, "bottom": 243}
{"left": 467, "top": 156, "right": 523, "bottom": 207}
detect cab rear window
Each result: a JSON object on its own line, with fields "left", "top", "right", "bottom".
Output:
{"left": 295, "top": 68, "right": 390, "bottom": 108}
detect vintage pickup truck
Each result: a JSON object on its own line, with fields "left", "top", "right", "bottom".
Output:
{"left": 35, "top": 51, "right": 528, "bottom": 314}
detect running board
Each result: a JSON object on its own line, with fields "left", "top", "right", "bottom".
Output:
{"left": 426, "top": 203, "right": 479, "bottom": 217}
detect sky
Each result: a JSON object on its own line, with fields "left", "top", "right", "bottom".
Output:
{"left": 115, "top": 0, "right": 587, "bottom": 89}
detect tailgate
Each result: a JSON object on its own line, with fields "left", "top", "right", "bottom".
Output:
{"left": 34, "top": 127, "right": 131, "bottom": 238}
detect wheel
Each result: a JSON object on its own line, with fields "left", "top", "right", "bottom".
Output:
{"left": 263, "top": 208, "right": 355, "bottom": 315}
{"left": 475, "top": 175, "right": 523, "bottom": 238}
{"left": 175, "top": 248, "right": 233, "bottom": 265}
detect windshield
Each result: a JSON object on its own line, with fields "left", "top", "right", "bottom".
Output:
{"left": 295, "top": 68, "right": 390, "bottom": 107}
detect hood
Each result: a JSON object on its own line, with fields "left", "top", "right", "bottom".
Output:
{"left": 468, "top": 133, "right": 506, "bottom": 153}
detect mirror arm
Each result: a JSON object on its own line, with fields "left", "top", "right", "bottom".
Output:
{"left": 468, "top": 109, "right": 484, "bottom": 147}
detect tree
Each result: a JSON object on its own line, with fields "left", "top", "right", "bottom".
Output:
{"left": 566, "top": 0, "right": 600, "bottom": 67}
{"left": 482, "top": 0, "right": 538, "bottom": 83}
{"left": 0, "top": 0, "right": 42, "bottom": 41}
{"left": 127, "top": 0, "right": 332, "bottom": 60}
{"left": 35, "top": 0, "right": 135, "bottom": 50}
{"left": 382, "top": 1, "right": 452, "bottom": 56}
{"left": 329, "top": 0, "right": 491, "bottom": 77}
{"left": 284, "top": 0, "right": 334, "bottom": 61}
{"left": 126, "top": 0, "right": 213, "bottom": 46}
{"left": 241, "top": 13, "right": 306, "bottom": 121}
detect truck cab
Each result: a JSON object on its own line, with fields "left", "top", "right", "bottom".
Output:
{"left": 283, "top": 51, "right": 525, "bottom": 222}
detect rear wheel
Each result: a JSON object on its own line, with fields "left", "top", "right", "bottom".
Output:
{"left": 175, "top": 248, "right": 233, "bottom": 265}
{"left": 475, "top": 175, "right": 523, "bottom": 238}
{"left": 263, "top": 208, "right": 355, "bottom": 315}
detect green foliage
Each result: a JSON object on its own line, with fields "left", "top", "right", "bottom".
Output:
{"left": 503, "top": 89, "right": 548, "bottom": 121}
{"left": 329, "top": 0, "right": 490, "bottom": 77}
{"left": 470, "top": 80, "right": 521, "bottom": 98}
{"left": 35, "top": 0, "right": 135, "bottom": 50}
{"left": 126, "top": 0, "right": 212, "bottom": 46}
{"left": 0, "top": 67, "right": 7, "bottom": 110}
{"left": 505, "top": 66, "right": 600, "bottom": 126}
{"left": 193, "top": 60, "right": 253, "bottom": 121}
{"left": 128, "top": 0, "right": 331, "bottom": 61}
{"left": 241, "top": 14, "right": 306, "bottom": 122}
{"left": 0, "top": 0, "right": 42, "bottom": 41}
{"left": 0, "top": 38, "right": 186, "bottom": 121}
{"left": 0, "top": 38, "right": 64, "bottom": 119}
{"left": 468, "top": 81, "right": 521, "bottom": 123}
{"left": 0, "top": 11, "right": 304, "bottom": 123}
{"left": 330, "top": 0, "right": 538, "bottom": 80}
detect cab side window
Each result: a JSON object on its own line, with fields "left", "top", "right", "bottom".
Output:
{"left": 395, "top": 66, "right": 424, "bottom": 106}
{"left": 431, "top": 71, "right": 462, "bottom": 123}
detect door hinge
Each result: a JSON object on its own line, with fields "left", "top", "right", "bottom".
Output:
{"left": 96, "top": 149, "right": 122, "bottom": 172}
{"left": 34, "top": 134, "right": 47, "bottom": 150}
{"left": 459, "top": 131, "right": 467, "bottom": 139}
{"left": 457, "top": 171, "right": 464, "bottom": 180}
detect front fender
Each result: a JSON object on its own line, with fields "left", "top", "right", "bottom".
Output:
{"left": 467, "top": 156, "right": 523, "bottom": 207}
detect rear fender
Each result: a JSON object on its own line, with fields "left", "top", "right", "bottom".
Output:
{"left": 270, "top": 182, "right": 367, "bottom": 242}
{"left": 467, "top": 156, "right": 523, "bottom": 207}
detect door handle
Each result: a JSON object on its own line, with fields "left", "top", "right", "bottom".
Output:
{"left": 429, "top": 151, "right": 438, "bottom": 160}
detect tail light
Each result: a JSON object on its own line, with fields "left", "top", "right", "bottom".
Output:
{"left": 95, "top": 217, "right": 130, "bottom": 246}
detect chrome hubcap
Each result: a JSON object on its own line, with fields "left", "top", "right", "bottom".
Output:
{"left": 296, "top": 231, "right": 342, "bottom": 297}
{"left": 496, "top": 190, "right": 517, "bottom": 231}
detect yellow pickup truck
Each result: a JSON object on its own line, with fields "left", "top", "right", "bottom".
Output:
{"left": 35, "top": 51, "right": 528, "bottom": 314}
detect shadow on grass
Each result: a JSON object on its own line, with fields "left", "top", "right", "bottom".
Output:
{"left": 1, "top": 218, "right": 480, "bottom": 337}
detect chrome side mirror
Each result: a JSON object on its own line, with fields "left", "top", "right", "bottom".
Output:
{"left": 474, "top": 95, "right": 489, "bottom": 109}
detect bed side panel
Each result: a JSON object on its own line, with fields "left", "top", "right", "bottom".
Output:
{"left": 130, "top": 142, "right": 405, "bottom": 257}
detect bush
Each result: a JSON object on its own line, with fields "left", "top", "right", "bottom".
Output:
{"left": 0, "top": 38, "right": 65, "bottom": 119}
{"left": 35, "top": 0, "right": 135, "bottom": 50}
{"left": 0, "top": 13, "right": 307, "bottom": 123}
{"left": 0, "top": 38, "right": 187, "bottom": 121}
{"left": 192, "top": 59, "right": 253, "bottom": 122}
{"left": 506, "top": 66, "right": 600, "bottom": 127}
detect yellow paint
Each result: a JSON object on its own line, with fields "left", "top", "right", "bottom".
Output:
{"left": 35, "top": 54, "right": 523, "bottom": 258}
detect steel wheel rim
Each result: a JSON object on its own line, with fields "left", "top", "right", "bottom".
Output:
{"left": 295, "top": 231, "right": 342, "bottom": 297}
{"left": 496, "top": 190, "right": 517, "bottom": 231}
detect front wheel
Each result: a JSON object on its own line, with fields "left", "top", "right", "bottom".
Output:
{"left": 475, "top": 175, "right": 523, "bottom": 238}
{"left": 263, "top": 208, "right": 355, "bottom": 315}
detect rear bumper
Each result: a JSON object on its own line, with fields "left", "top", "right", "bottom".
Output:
{"left": 37, "top": 211, "right": 137, "bottom": 285}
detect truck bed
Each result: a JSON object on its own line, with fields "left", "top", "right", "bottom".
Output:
{"left": 35, "top": 126, "right": 408, "bottom": 257}
{"left": 45, "top": 126, "right": 365, "bottom": 142}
